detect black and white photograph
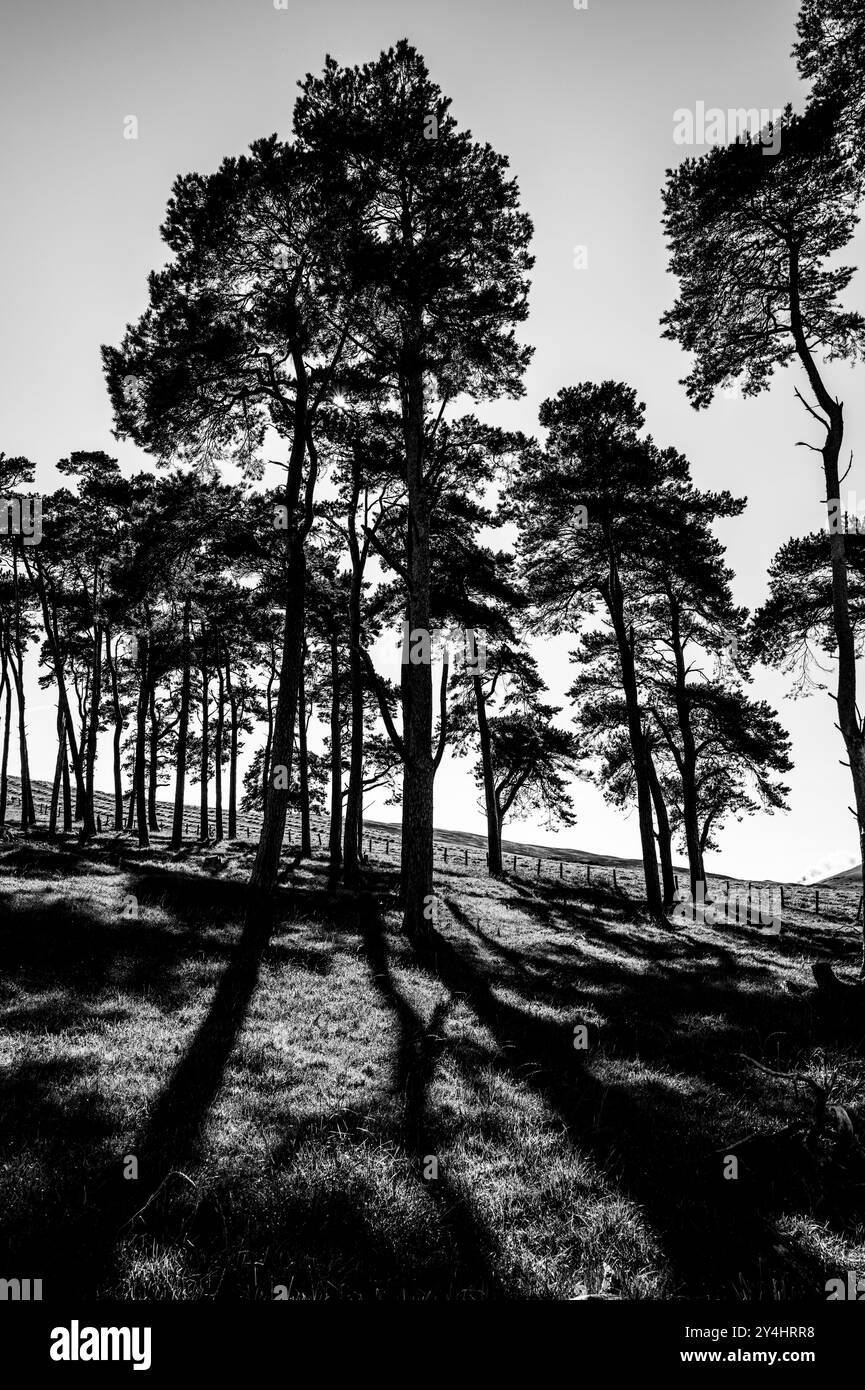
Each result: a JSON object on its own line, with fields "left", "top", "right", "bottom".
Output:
{"left": 1, "top": 0, "right": 864, "bottom": 1370}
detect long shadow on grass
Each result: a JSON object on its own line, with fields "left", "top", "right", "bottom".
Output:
{"left": 427, "top": 893, "right": 857, "bottom": 1299}
{"left": 356, "top": 891, "right": 508, "bottom": 1298}
{"left": 0, "top": 878, "right": 279, "bottom": 1296}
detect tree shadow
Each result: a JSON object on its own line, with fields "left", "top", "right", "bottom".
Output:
{"left": 356, "top": 890, "right": 508, "bottom": 1297}
{"left": 421, "top": 893, "right": 859, "bottom": 1298}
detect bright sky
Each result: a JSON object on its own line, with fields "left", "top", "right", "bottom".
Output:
{"left": 2, "top": 0, "right": 863, "bottom": 883}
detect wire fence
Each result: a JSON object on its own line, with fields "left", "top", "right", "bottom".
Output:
{"left": 2, "top": 782, "right": 861, "bottom": 925}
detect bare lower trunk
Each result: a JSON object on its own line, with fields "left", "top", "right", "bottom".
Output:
{"left": 791, "top": 254, "right": 865, "bottom": 969}
{"left": 471, "top": 654, "right": 501, "bottom": 877}
{"left": 329, "top": 634, "right": 343, "bottom": 869}
{"left": 214, "top": 660, "right": 224, "bottom": 842}
{"left": 84, "top": 621, "right": 102, "bottom": 835}
{"left": 134, "top": 637, "right": 150, "bottom": 849}
{"left": 646, "top": 747, "right": 675, "bottom": 910}
{"left": 298, "top": 659, "right": 311, "bottom": 857}
{"left": 226, "top": 652, "right": 238, "bottom": 841}
{"left": 262, "top": 658, "right": 275, "bottom": 816}
{"left": 49, "top": 708, "right": 66, "bottom": 840}
{"left": 199, "top": 641, "right": 209, "bottom": 842}
{"left": 148, "top": 686, "right": 160, "bottom": 831}
{"left": 400, "top": 366, "right": 434, "bottom": 936}
{"left": 8, "top": 650, "right": 34, "bottom": 831}
{"left": 126, "top": 759, "right": 136, "bottom": 831}
{"left": 0, "top": 658, "right": 10, "bottom": 824}
{"left": 171, "top": 598, "right": 192, "bottom": 850}
{"left": 105, "top": 630, "right": 124, "bottom": 831}
{"left": 61, "top": 737, "right": 72, "bottom": 833}
{"left": 605, "top": 579, "right": 662, "bottom": 916}
{"left": 249, "top": 549, "right": 306, "bottom": 892}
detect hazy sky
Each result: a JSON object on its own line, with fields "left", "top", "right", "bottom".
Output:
{"left": 2, "top": 0, "right": 863, "bottom": 883}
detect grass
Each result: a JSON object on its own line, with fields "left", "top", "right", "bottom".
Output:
{"left": 0, "top": 829, "right": 864, "bottom": 1301}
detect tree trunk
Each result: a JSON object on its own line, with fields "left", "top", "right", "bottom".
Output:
{"left": 49, "top": 708, "right": 66, "bottom": 840}
{"left": 400, "top": 365, "right": 434, "bottom": 936}
{"left": 328, "top": 633, "right": 343, "bottom": 869}
{"left": 262, "top": 653, "right": 276, "bottom": 816}
{"left": 8, "top": 647, "right": 33, "bottom": 831}
{"left": 298, "top": 656, "right": 311, "bottom": 857}
{"left": 84, "top": 620, "right": 102, "bottom": 835}
{"left": 249, "top": 547, "right": 306, "bottom": 892}
{"left": 134, "top": 634, "right": 150, "bottom": 849}
{"left": 247, "top": 340, "right": 312, "bottom": 897}
{"left": 343, "top": 463, "right": 366, "bottom": 887}
{"left": 171, "top": 597, "right": 192, "bottom": 850}
{"left": 605, "top": 575, "right": 663, "bottom": 916}
{"left": 148, "top": 685, "right": 160, "bottom": 831}
{"left": 0, "top": 653, "right": 10, "bottom": 825}
{"left": 214, "top": 656, "right": 224, "bottom": 842}
{"left": 646, "top": 746, "right": 676, "bottom": 910}
{"left": 668, "top": 597, "right": 705, "bottom": 901}
{"left": 105, "top": 630, "right": 125, "bottom": 831}
{"left": 790, "top": 248, "right": 865, "bottom": 970}
{"left": 471, "top": 650, "right": 502, "bottom": 876}
{"left": 61, "top": 730, "right": 72, "bottom": 833}
{"left": 22, "top": 550, "right": 90, "bottom": 835}
{"left": 199, "top": 638, "right": 209, "bottom": 842}
{"left": 226, "top": 651, "right": 238, "bottom": 840}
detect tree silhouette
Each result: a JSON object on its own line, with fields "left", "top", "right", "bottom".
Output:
{"left": 294, "top": 40, "right": 534, "bottom": 934}
{"left": 662, "top": 105, "right": 865, "bottom": 941}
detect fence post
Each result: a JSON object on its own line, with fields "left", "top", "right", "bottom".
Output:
{"left": 513, "top": 854, "right": 517, "bottom": 872}
{"left": 465, "top": 848, "right": 469, "bottom": 866}
{"left": 536, "top": 858, "right": 541, "bottom": 877}
{"left": 444, "top": 846, "right": 448, "bottom": 863}
{"left": 587, "top": 864, "right": 591, "bottom": 884}
{"left": 780, "top": 884, "right": 784, "bottom": 909}
{"left": 386, "top": 839, "right": 390, "bottom": 856}
{"left": 613, "top": 867, "right": 617, "bottom": 891}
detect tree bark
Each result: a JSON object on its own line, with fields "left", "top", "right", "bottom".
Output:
{"left": 668, "top": 595, "right": 705, "bottom": 901}
{"left": 105, "top": 630, "right": 125, "bottom": 831}
{"left": 399, "top": 363, "right": 434, "bottom": 936}
{"left": 646, "top": 745, "right": 676, "bottom": 910}
{"left": 199, "top": 636, "right": 209, "bottom": 842}
{"left": 148, "top": 685, "right": 160, "bottom": 831}
{"left": 134, "top": 633, "right": 151, "bottom": 849}
{"left": 262, "top": 648, "right": 276, "bottom": 816}
{"left": 23, "top": 550, "right": 89, "bottom": 835}
{"left": 171, "top": 597, "right": 192, "bottom": 850}
{"left": 470, "top": 644, "right": 502, "bottom": 876}
{"left": 7, "top": 646, "right": 33, "bottom": 832}
{"left": 604, "top": 574, "right": 663, "bottom": 916}
{"left": 790, "top": 243, "right": 865, "bottom": 969}
{"left": 298, "top": 655, "right": 311, "bottom": 857}
{"left": 226, "top": 650, "right": 238, "bottom": 840}
{"left": 61, "top": 730, "right": 72, "bottom": 833}
{"left": 49, "top": 708, "right": 66, "bottom": 840}
{"left": 329, "top": 632, "right": 343, "bottom": 870}
{"left": 0, "top": 647, "right": 10, "bottom": 825}
{"left": 249, "top": 547, "right": 306, "bottom": 892}
{"left": 214, "top": 653, "right": 224, "bottom": 842}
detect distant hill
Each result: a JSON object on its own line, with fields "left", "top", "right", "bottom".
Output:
{"left": 815, "top": 866, "right": 863, "bottom": 892}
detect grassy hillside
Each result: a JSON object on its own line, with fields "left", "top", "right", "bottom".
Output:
{"left": 1, "top": 827, "right": 864, "bottom": 1300}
